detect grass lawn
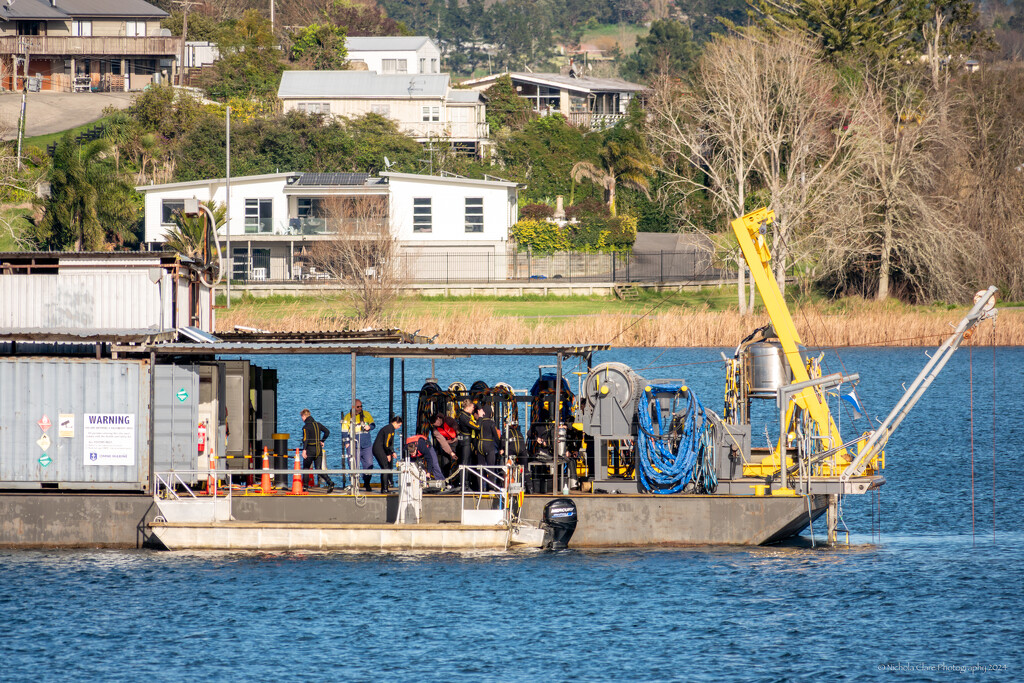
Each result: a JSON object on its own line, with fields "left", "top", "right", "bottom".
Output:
{"left": 0, "top": 207, "right": 32, "bottom": 250}
{"left": 21, "top": 113, "right": 118, "bottom": 154}
{"left": 579, "top": 23, "right": 647, "bottom": 54}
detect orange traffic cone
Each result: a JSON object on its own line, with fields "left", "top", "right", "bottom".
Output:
{"left": 261, "top": 447, "right": 272, "bottom": 495}
{"left": 289, "top": 447, "right": 306, "bottom": 495}
{"left": 207, "top": 450, "right": 216, "bottom": 495}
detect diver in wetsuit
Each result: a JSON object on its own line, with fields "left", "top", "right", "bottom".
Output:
{"left": 476, "top": 406, "right": 503, "bottom": 489}
{"left": 456, "top": 400, "right": 478, "bottom": 488}
{"left": 371, "top": 415, "right": 402, "bottom": 494}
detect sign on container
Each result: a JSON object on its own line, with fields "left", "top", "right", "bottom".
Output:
{"left": 83, "top": 414, "right": 136, "bottom": 467}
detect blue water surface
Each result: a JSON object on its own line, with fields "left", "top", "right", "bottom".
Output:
{"left": 1, "top": 346, "right": 1022, "bottom": 681}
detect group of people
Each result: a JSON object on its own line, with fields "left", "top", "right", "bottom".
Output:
{"left": 297, "top": 396, "right": 519, "bottom": 495}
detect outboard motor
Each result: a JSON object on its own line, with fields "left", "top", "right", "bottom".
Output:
{"left": 541, "top": 498, "right": 578, "bottom": 550}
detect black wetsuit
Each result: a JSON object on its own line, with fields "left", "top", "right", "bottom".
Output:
{"left": 477, "top": 416, "right": 501, "bottom": 469}
{"left": 302, "top": 416, "right": 334, "bottom": 489}
{"left": 457, "top": 410, "right": 479, "bottom": 488}
{"left": 372, "top": 423, "right": 398, "bottom": 492}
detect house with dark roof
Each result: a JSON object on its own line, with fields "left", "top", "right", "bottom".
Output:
{"left": 137, "top": 171, "right": 522, "bottom": 282}
{"left": 0, "top": 0, "right": 177, "bottom": 92}
{"left": 461, "top": 71, "right": 646, "bottom": 131}
{"left": 344, "top": 36, "right": 441, "bottom": 75}
{"left": 277, "top": 71, "right": 489, "bottom": 153}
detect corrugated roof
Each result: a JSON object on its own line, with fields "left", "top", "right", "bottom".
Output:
{"left": 346, "top": 36, "right": 431, "bottom": 52}
{"left": 278, "top": 72, "right": 450, "bottom": 99}
{"left": 0, "top": 0, "right": 67, "bottom": 20}
{"left": 381, "top": 172, "right": 520, "bottom": 189}
{"left": 510, "top": 72, "right": 646, "bottom": 93}
{"left": 1, "top": 0, "right": 168, "bottom": 18}
{"left": 119, "top": 342, "right": 608, "bottom": 357}
{"left": 295, "top": 172, "right": 370, "bottom": 187}
{"left": 447, "top": 90, "right": 482, "bottom": 104}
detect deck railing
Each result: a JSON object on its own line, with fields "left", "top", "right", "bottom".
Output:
{"left": 0, "top": 35, "right": 180, "bottom": 56}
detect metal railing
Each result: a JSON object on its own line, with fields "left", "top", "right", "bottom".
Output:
{"left": 0, "top": 35, "right": 180, "bottom": 56}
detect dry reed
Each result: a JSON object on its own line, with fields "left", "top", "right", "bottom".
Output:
{"left": 217, "top": 304, "right": 1023, "bottom": 348}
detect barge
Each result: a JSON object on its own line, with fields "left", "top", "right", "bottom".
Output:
{"left": 0, "top": 210, "right": 998, "bottom": 549}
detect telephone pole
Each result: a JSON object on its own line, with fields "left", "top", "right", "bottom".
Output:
{"left": 172, "top": 0, "right": 201, "bottom": 85}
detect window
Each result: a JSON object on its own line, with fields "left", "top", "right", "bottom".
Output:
{"left": 125, "top": 21, "right": 146, "bottom": 37}
{"left": 72, "top": 20, "right": 93, "bottom": 37}
{"left": 419, "top": 58, "right": 426, "bottom": 73}
{"left": 297, "top": 198, "right": 323, "bottom": 217}
{"left": 382, "top": 59, "right": 397, "bottom": 73}
{"left": 413, "top": 198, "right": 432, "bottom": 233}
{"left": 465, "top": 197, "right": 483, "bottom": 233}
{"left": 297, "top": 102, "right": 329, "bottom": 114}
{"left": 421, "top": 105, "right": 439, "bottom": 122}
{"left": 111, "top": 60, "right": 121, "bottom": 75}
{"left": 431, "top": 58, "right": 439, "bottom": 73}
{"left": 371, "top": 104, "right": 390, "bottom": 116}
{"left": 16, "top": 21, "right": 41, "bottom": 36}
{"left": 396, "top": 59, "right": 408, "bottom": 73}
{"left": 161, "top": 199, "right": 185, "bottom": 225}
{"left": 245, "top": 199, "right": 273, "bottom": 233}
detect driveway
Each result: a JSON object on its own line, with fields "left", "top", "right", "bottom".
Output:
{"left": 0, "top": 91, "right": 135, "bottom": 140}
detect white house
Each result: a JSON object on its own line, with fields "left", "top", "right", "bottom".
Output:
{"left": 345, "top": 36, "right": 441, "bottom": 75}
{"left": 277, "top": 71, "right": 489, "bottom": 153}
{"left": 138, "top": 171, "right": 521, "bottom": 282}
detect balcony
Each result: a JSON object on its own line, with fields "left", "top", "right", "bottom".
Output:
{"left": 399, "top": 120, "right": 490, "bottom": 142}
{"left": 0, "top": 35, "right": 180, "bottom": 57}
{"left": 228, "top": 217, "right": 389, "bottom": 237}
{"left": 567, "top": 112, "right": 625, "bottom": 131}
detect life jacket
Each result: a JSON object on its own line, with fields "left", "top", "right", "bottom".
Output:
{"left": 405, "top": 434, "right": 428, "bottom": 459}
{"left": 437, "top": 419, "right": 457, "bottom": 442}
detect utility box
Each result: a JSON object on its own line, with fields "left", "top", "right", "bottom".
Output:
{"left": 715, "top": 423, "right": 751, "bottom": 481}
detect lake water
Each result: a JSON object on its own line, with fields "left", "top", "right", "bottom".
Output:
{"left": 2, "top": 346, "right": 1022, "bottom": 681}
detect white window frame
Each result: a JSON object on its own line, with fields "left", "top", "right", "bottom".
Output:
{"left": 396, "top": 59, "right": 408, "bottom": 73}
{"left": 413, "top": 198, "right": 432, "bottom": 233}
{"left": 371, "top": 103, "right": 390, "bottom": 116}
{"left": 465, "top": 197, "right": 484, "bottom": 233}
{"left": 161, "top": 199, "right": 184, "bottom": 225}
{"left": 245, "top": 198, "right": 273, "bottom": 233}
{"left": 72, "top": 20, "right": 92, "bottom": 37}
{"left": 382, "top": 59, "right": 397, "bottom": 73}
{"left": 421, "top": 105, "right": 440, "bottom": 122}
{"left": 419, "top": 58, "right": 426, "bottom": 74}
{"left": 125, "top": 21, "right": 146, "bottom": 37}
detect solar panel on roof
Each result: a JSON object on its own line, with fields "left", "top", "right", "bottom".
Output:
{"left": 297, "top": 173, "right": 370, "bottom": 186}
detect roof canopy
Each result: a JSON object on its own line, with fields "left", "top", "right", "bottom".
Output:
{"left": 278, "top": 72, "right": 451, "bottom": 99}
{"left": 116, "top": 341, "right": 608, "bottom": 358}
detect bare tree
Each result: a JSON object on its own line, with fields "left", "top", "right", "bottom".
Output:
{"left": 811, "top": 69, "right": 976, "bottom": 302}
{"left": 306, "top": 195, "right": 405, "bottom": 321}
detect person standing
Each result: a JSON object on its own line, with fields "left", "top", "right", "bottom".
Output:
{"left": 371, "top": 415, "right": 403, "bottom": 494}
{"left": 476, "top": 406, "right": 503, "bottom": 489}
{"left": 342, "top": 400, "right": 375, "bottom": 492}
{"left": 430, "top": 413, "right": 459, "bottom": 478}
{"left": 457, "top": 400, "right": 479, "bottom": 489}
{"left": 300, "top": 409, "right": 334, "bottom": 494}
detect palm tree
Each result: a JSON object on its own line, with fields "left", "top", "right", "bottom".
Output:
{"left": 165, "top": 201, "right": 226, "bottom": 265}
{"left": 570, "top": 131, "right": 655, "bottom": 216}
{"left": 32, "top": 134, "right": 138, "bottom": 250}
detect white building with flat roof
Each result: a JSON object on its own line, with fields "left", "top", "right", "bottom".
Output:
{"left": 137, "top": 171, "right": 521, "bottom": 282}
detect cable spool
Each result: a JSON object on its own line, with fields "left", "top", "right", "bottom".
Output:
{"left": 579, "top": 362, "right": 646, "bottom": 439}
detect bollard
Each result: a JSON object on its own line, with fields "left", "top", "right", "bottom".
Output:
{"left": 289, "top": 447, "right": 306, "bottom": 495}
{"left": 261, "top": 447, "right": 272, "bottom": 495}
{"left": 273, "top": 433, "right": 289, "bottom": 488}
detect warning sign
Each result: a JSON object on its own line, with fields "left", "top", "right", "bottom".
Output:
{"left": 36, "top": 434, "right": 50, "bottom": 451}
{"left": 176, "top": 388, "right": 189, "bottom": 402}
{"left": 59, "top": 414, "right": 74, "bottom": 438}
{"left": 38, "top": 415, "right": 51, "bottom": 432}
{"left": 38, "top": 454, "right": 52, "bottom": 467}
{"left": 83, "top": 414, "right": 136, "bottom": 467}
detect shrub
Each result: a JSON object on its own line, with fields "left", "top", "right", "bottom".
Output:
{"left": 565, "top": 197, "right": 609, "bottom": 222}
{"left": 510, "top": 219, "right": 569, "bottom": 253}
{"left": 520, "top": 203, "right": 554, "bottom": 220}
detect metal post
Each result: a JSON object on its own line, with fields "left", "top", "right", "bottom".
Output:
{"left": 401, "top": 359, "right": 406, "bottom": 444}
{"left": 148, "top": 350, "right": 156, "bottom": 494}
{"left": 660, "top": 250, "right": 664, "bottom": 282}
{"left": 388, "top": 358, "right": 395, "bottom": 419}
{"left": 225, "top": 106, "right": 231, "bottom": 307}
{"left": 553, "top": 352, "right": 562, "bottom": 495}
{"left": 350, "top": 352, "right": 357, "bottom": 490}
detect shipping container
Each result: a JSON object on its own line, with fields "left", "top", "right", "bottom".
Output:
{"left": 0, "top": 358, "right": 151, "bottom": 490}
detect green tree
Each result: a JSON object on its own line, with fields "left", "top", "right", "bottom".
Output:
{"left": 32, "top": 135, "right": 138, "bottom": 250}
{"left": 570, "top": 119, "right": 654, "bottom": 216}
{"left": 165, "top": 201, "right": 226, "bottom": 262}
{"left": 289, "top": 23, "right": 348, "bottom": 69}
{"left": 621, "top": 20, "right": 702, "bottom": 82}
{"left": 482, "top": 75, "right": 534, "bottom": 131}
{"left": 202, "top": 10, "right": 284, "bottom": 101}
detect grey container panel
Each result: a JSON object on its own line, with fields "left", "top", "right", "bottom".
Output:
{"left": 153, "top": 363, "right": 199, "bottom": 473}
{"left": 0, "top": 271, "right": 164, "bottom": 332}
{"left": 0, "top": 358, "right": 150, "bottom": 489}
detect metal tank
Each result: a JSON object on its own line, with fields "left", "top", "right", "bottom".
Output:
{"left": 744, "top": 342, "right": 790, "bottom": 397}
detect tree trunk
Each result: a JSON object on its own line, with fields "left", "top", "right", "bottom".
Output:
{"left": 877, "top": 218, "right": 893, "bottom": 301}
{"left": 738, "top": 260, "right": 747, "bottom": 315}
{"left": 749, "top": 265, "right": 756, "bottom": 312}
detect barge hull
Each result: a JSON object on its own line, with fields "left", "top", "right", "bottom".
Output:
{"left": 0, "top": 493, "right": 826, "bottom": 549}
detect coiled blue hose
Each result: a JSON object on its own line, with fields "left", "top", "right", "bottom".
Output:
{"left": 635, "top": 384, "right": 716, "bottom": 494}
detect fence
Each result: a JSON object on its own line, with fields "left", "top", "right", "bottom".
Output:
{"left": 230, "top": 249, "right": 732, "bottom": 285}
